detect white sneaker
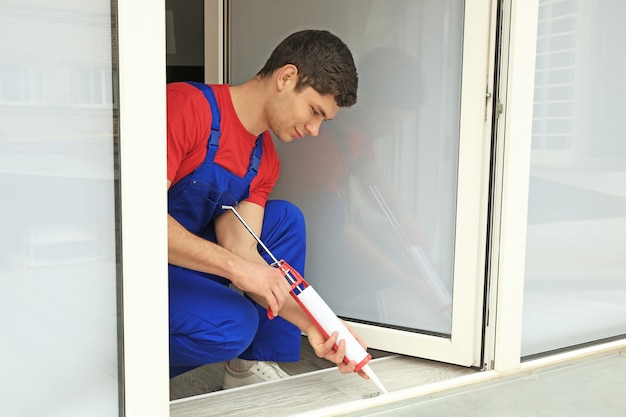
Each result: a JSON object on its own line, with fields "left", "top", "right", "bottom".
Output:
{"left": 222, "top": 361, "right": 289, "bottom": 389}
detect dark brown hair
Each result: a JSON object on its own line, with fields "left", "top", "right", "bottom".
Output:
{"left": 257, "top": 30, "right": 358, "bottom": 107}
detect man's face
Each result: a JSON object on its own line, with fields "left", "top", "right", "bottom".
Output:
{"left": 268, "top": 85, "right": 339, "bottom": 143}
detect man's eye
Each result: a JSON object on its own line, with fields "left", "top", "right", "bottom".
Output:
{"left": 312, "top": 108, "right": 319, "bottom": 116}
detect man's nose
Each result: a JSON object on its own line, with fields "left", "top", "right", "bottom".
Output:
{"left": 305, "top": 119, "right": 323, "bottom": 137}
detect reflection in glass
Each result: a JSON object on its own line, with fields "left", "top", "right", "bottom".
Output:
{"left": 231, "top": 0, "right": 465, "bottom": 335}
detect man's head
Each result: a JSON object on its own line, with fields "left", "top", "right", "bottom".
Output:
{"left": 257, "top": 30, "right": 358, "bottom": 108}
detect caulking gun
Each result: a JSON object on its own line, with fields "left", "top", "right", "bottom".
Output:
{"left": 222, "top": 205, "right": 388, "bottom": 395}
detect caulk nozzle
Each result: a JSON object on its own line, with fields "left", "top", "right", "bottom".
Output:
{"left": 361, "top": 364, "right": 389, "bottom": 394}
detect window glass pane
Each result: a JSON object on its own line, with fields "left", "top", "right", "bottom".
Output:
{"left": 229, "top": 0, "right": 464, "bottom": 335}
{"left": 523, "top": 0, "right": 626, "bottom": 356}
{"left": 0, "top": 1, "right": 121, "bottom": 415}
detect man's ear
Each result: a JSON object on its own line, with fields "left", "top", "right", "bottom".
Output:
{"left": 275, "top": 64, "right": 299, "bottom": 91}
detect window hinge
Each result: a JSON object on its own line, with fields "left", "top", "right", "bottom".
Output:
{"left": 496, "top": 100, "right": 504, "bottom": 117}
{"left": 486, "top": 90, "right": 504, "bottom": 120}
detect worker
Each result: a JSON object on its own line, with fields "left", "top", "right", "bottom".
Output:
{"left": 167, "top": 29, "right": 366, "bottom": 389}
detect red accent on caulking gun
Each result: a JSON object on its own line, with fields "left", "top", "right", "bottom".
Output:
{"left": 271, "top": 260, "right": 371, "bottom": 372}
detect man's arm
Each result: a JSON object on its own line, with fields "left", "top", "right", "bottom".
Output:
{"left": 215, "top": 201, "right": 368, "bottom": 377}
{"left": 214, "top": 200, "right": 316, "bottom": 327}
{"left": 168, "top": 181, "right": 366, "bottom": 376}
{"left": 167, "top": 180, "right": 291, "bottom": 316}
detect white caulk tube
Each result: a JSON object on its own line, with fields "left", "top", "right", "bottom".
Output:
{"left": 294, "top": 285, "right": 389, "bottom": 394}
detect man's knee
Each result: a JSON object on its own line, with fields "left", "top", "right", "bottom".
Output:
{"left": 209, "top": 313, "right": 260, "bottom": 360}
{"left": 170, "top": 302, "right": 260, "bottom": 366}
{"left": 265, "top": 199, "right": 305, "bottom": 235}
{"left": 261, "top": 200, "right": 306, "bottom": 270}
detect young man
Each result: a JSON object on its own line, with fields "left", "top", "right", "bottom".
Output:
{"left": 167, "top": 29, "right": 365, "bottom": 389}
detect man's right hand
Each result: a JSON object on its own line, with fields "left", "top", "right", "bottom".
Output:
{"left": 229, "top": 260, "right": 292, "bottom": 317}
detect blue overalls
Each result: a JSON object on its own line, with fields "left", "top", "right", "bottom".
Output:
{"left": 168, "top": 82, "right": 303, "bottom": 378}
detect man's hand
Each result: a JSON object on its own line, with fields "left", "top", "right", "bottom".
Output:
{"left": 230, "top": 260, "right": 292, "bottom": 317}
{"left": 168, "top": 178, "right": 290, "bottom": 315}
{"left": 214, "top": 201, "right": 297, "bottom": 316}
{"left": 306, "top": 322, "right": 369, "bottom": 379}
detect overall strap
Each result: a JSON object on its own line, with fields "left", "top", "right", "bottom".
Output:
{"left": 243, "top": 134, "right": 263, "bottom": 183}
{"left": 186, "top": 82, "right": 221, "bottom": 161}
{"left": 186, "top": 81, "right": 263, "bottom": 179}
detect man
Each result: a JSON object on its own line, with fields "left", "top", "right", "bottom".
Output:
{"left": 167, "top": 29, "right": 365, "bottom": 389}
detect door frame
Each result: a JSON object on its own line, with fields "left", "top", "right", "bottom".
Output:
{"left": 117, "top": 0, "right": 169, "bottom": 415}
{"left": 115, "top": 0, "right": 542, "bottom": 413}
{"left": 484, "top": 0, "right": 539, "bottom": 372}
{"left": 210, "top": 0, "right": 498, "bottom": 368}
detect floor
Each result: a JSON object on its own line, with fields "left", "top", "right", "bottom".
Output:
{"left": 170, "top": 336, "right": 418, "bottom": 400}
{"left": 170, "top": 337, "right": 446, "bottom": 400}
{"left": 169, "top": 337, "right": 477, "bottom": 416}
{"left": 341, "top": 350, "right": 626, "bottom": 417}
{"left": 170, "top": 341, "right": 626, "bottom": 417}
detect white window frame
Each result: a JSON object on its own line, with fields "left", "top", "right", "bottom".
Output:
{"left": 485, "top": 0, "right": 539, "bottom": 372}
{"left": 348, "top": 0, "right": 496, "bottom": 367}
{"left": 114, "top": 0, "right": 624, "bottom": 413}
{"left": 215, "top": 0, "right": 497, "bottom": 369}
{"left": 117, "top": 0, "right": 169, "bottom": 415}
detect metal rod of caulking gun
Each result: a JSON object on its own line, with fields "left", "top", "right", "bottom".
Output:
{"left": 222, "top": 205, "right": 389, "bottom": 395}
{"left": 222, "top": 205, "right": 296, "bottom": 286}
{"left": 222, "top": 205, "right": 279, "bottom": 263}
